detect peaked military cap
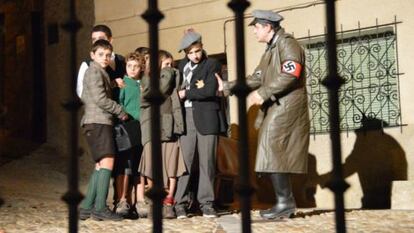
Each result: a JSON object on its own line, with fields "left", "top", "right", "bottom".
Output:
{"left": 178, "top": 30, "right": 202, "bottom": 52}
{"left": 248, "top": 9, "right": 284, "bottom": 26}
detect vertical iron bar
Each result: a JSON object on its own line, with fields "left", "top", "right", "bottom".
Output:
{"left": 61, "top": 1, "right": 83, "bottom": 232}
{"left": 393, "top": 16, "right": 403, "bottom": 132}
{"left": 31, "top": 11, "right": 46, "bottom": 143}
{"left": 227, "top": 1, "right": 252, "bottom": 233}
{"left": 374, "top": 19, "right": 385, "bottom": 124}
{"left": 0, "top": 14, "right": 4, "bottom": 129}
{"left": 318, "top": 34, "right": 325, "bottom": 132}
{"left": 369, "top": 21, "right": 375, "bottom": 121}
{"left": 376, "top": 18, "right": 384, "bottom": 124}
{"left": 141, "top": 1, "right": 165, "bottom": 233}
{"left": 322, "top": 1, "right": 349, "bottom": 233}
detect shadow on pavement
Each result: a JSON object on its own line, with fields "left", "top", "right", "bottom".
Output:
{"left": 294, "top": 208, "right": 356, "bottom": 219}
{"left": 294, "top": 209, "right": 334, "bottom": 218}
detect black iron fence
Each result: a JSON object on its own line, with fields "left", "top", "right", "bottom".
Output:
{"left": 298, "top": 18, "right": 403, "bottom": 134}
{"left": 228, "top": 1, "right": 252, "bottom": 233}
{"left": 62, "top": 0, "right": 349, "bottom": 232}
{"left": 62, "top": 1, "right": 83, "bottom": 233}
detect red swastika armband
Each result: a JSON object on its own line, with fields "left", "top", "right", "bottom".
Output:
{"left": 281, "top": 60, "right": 302, "bottom": 79}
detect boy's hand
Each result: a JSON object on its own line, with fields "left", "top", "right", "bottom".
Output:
{"left": 115, "top": 78, "right": 125, "bottom": 88}
{"left": 248, "top": 90, "right": 264, "bottom": 105}
{"left": 120, "top": 114, "right": 129, "bottom": 121}
{"left": 178, "top": 89, "right": 186, "bottom": 99}
{"left": 215, "top": 73, "right": 224, "bottom": 96}
{"left": 215, "top": 73, "right": 223, "bottom": 92}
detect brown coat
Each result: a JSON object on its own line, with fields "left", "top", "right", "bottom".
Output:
{"left": 226, "top": 28, "right": 310, "bottom": 173}
{"left": 140, "top": 67, "right": 184, "bottom": 145}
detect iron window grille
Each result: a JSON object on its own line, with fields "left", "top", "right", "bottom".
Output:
{"left": 297, "top": 19, "right": 403, "bottom": 135}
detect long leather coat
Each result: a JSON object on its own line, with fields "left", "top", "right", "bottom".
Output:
{"left": 230, "top": 28, "right": 310, "bottom": 173}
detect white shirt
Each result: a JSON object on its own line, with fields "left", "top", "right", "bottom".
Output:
{"left": 76, "top": 61, "right": 88, "bottom": 98}
{"left": 183, "top": 61, "right": 198, "bottom": 108}
{"left": 76, "top": 53, "right": 116, "bottom": 98}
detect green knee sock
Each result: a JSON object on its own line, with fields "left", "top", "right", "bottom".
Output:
{"left": 95, "top": 168, "right": 112, "bottom": 211}
{"left": 80, "top": 169, "right": 99, "bottom": 210}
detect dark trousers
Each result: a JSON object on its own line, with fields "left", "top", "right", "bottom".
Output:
{"left": 175, "top": 108, "right": 217, "bottom": 208}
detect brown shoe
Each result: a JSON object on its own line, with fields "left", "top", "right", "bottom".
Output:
{"left": 136, "top": 201, "right": 151, "bottom": 218}
{"left": 163, "top": 204, "right": 176, "bottom": 219}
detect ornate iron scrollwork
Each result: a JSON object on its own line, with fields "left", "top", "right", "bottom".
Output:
{"left": 300, "top": 22, "right": 402, "bottom": 134}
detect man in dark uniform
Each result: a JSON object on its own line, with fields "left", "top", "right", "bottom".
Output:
{"left": 224, "top": 10, "right": 310, "bottom": 219}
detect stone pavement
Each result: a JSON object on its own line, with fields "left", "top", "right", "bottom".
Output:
{"left": 1, "top": 144, "right": 414, "bottom": 233}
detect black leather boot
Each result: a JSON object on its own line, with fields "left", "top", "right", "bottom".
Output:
{"left": 260, "top": 173, "right": 296, "bottom": 219}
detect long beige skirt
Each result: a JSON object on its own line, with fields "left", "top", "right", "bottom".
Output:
{"left": 138, "top": 141, "right": 187, "bottom": 187}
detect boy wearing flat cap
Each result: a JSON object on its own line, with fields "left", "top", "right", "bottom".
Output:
{"left": 174, "top": 29, "right": 224, "bottom": 219}
{"left": 224, "top": 10, "right": 310, "bottom": 219}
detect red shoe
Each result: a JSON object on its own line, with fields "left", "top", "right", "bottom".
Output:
{"left": 163, "top": 196, "right": 175, "bottom": 206}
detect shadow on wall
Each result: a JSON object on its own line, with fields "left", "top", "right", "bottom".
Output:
{"left": 319, "top": 117, "right": 407, "bottom": 209}
{"left": 215, "top": 105, "right": 318, "bottom": 208}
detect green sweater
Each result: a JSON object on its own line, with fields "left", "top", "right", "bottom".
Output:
{"left": 119, "top": 75, "right": 141, "bottom": 120}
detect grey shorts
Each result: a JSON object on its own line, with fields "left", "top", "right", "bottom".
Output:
{"left": 82, "top": 123, "right": 115, "bottom": 162}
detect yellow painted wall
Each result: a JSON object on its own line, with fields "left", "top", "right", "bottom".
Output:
{"left": 95, "top": 0, "right": 414, "bottom": 209}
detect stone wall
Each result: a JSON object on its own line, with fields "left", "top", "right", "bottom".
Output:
{"left": 0, "top": 0, "right": 95, "bottom": 154}
{"left": 0, "top": 0, "right": 39, "bottom": 140}
{"left": 43, "top": 0, "right": 95, "bottom": 154}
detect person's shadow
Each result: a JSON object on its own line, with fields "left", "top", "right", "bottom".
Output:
{"left": 319, "top": 117, "right": 407, "bottom": 209}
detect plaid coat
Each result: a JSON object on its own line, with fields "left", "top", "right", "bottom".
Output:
{"left": 80, "top": 61, "right": 126, "bottom": 126}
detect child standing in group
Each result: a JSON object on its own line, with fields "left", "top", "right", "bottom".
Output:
{"left": 138, "top": 50, "right": 187, "bottom": 219}
{"left": 135, "top": 47, "right": 150, "bottom": 76}
{"left": 175, "top": 29, "right": 224, "bottom": 219}
{"left": 112, "top": 52, "right": 146, "bottom": 217}
{"left": 79, "top": 39, "right": 128, "bottom": 221}
{"left": 76, "top": 24, "right": 126, "bottom": 99}
{"left": 76, "top": 25, "right": 126, "bottom": 210}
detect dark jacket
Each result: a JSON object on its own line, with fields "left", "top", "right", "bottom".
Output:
{"left": 178, "top": 53, "right": 224, "bottom": 135}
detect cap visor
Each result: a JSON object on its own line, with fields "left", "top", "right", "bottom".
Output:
{"left": 248, "top": 18, "right": 256, "bottom": 26}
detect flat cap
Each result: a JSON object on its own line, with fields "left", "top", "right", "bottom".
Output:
{"left": 178, "top": 30, "right": 202, "bottom": 52}
{"left": 248, "top": 10, "right": 284, "bottom": 26}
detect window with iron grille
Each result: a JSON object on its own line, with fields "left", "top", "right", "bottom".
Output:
{"left": 298, "top": 20, "right": 402, "bottom": 134}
